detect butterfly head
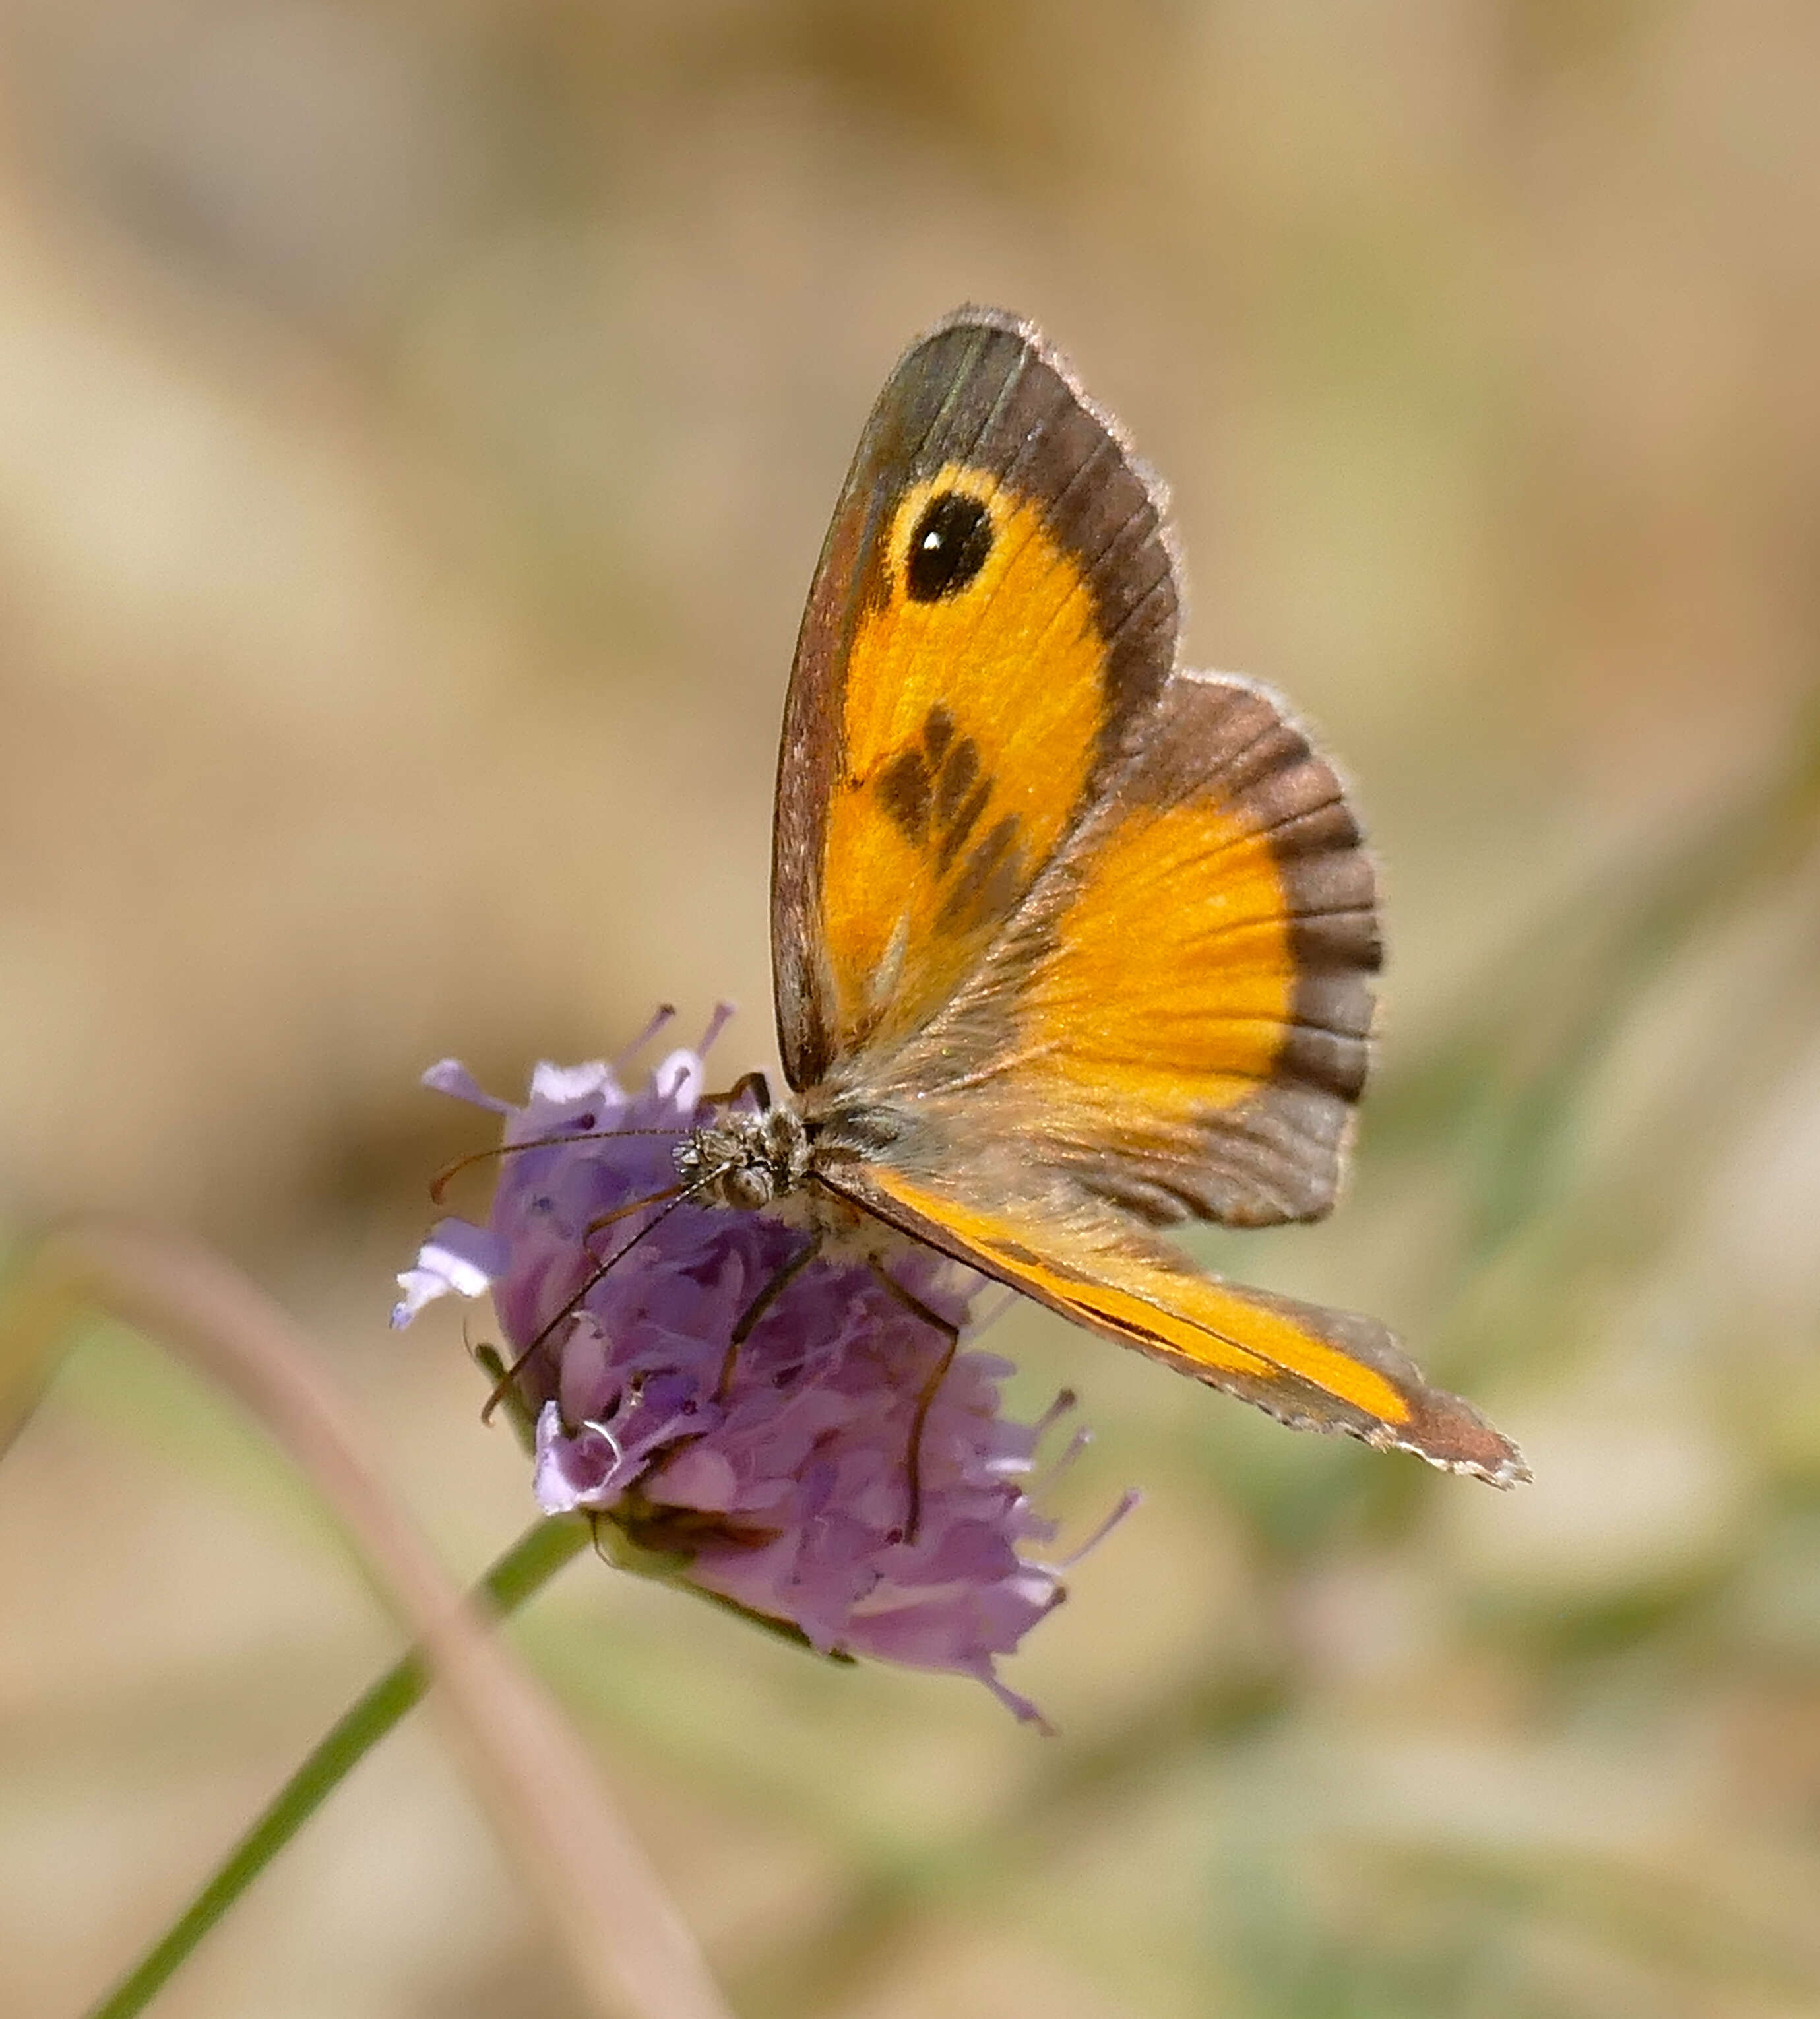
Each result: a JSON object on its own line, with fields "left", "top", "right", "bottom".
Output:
{"left": 674, "top": 1102, "right": 811, "bottom": 1211}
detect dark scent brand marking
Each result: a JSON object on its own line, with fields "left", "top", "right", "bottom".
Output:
{"left": 876, "top": 703, "right": 999, "bottom": 873}
{"left": 936, "top": 776, "right": 991, "bottom": 874}
{"left": 875, "top": 747, "right": 931, "bottom": 843}
{"left": 905, "top": 492, "right": 993, "bottom": 601}
{"left": 924, "top": 704, "right": 989, "bottom": 869}
{"left": 933, "top": 734, "right": 980, "bottom": 821}
{"left": 937, "top": 814, "right": 1020, "bottom": 932}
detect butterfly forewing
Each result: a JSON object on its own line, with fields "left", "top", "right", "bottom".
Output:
{"left": 771, "top": 307, "right": 1180, "bottom": 1092}
{"left": 832, "top": 1163, "right": 1526, "bottom": 1485}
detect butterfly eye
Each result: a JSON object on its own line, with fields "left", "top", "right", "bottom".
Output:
{"left": 904, "top": 491, "right": 993, "bottom": 601}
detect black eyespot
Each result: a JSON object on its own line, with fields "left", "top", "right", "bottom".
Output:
{"left": 905, "top": 492, "right": 992, "bottom": 601}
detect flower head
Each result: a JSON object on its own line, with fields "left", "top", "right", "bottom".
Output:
{"left": 395, "top": 1010, "right": 1125, "bottom": 1724}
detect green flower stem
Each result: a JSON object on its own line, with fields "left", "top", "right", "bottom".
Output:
{"left": 86, "top": 1513, "right": 593, "bottom": 2019}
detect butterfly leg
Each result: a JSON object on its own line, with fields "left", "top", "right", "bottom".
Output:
{"left": 700, "top": 1070, "right": 773, "bottom": 1112}
{"left": 867, "top": 1260, "right": 960, "bottom": 1543}
{"left": 478, "top": 1185, "right": 684, "bottom": 1423}
{"left": 717, "top": 1231, "right": 823, "bottom": 1400}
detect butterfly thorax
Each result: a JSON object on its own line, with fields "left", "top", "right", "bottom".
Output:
{"left": 673, "top": 1104, "right": 811, "bottom": 1211}
{"left": 674, "top": 1081, "right": 916, "bottom": 1211}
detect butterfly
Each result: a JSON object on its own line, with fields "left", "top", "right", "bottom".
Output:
{"left": 677, "top": 305, "right": 1526, "bottom": 1488}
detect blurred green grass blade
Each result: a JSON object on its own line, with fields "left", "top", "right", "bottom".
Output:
{"left": 84, "top": 1515, "right": 592, "bottom": 2019}
{"left": 3, "top": 1220, "right": 736, "bottom": 2019}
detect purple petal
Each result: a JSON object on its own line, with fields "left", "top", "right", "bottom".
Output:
{"left": 421, "top": 1059, "right": 512, "bottom": 1111}
{"left": 391, "top": 1217, "right": 511, "bottom": 1328}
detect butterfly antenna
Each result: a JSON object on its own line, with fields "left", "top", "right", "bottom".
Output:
{"left": 430, "top": 1125, "right": 691, "bottom": 1205}
{"left": 478, "top": 1182, "right": 702, "bottom": 1423}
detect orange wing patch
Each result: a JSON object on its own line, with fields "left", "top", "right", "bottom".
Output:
{"left": 888, "top": 673, "right": 1381, "bottom": 1227}
{"left": 835, "top": 1164, "right": 1526, "bottom": 1485}
{"left": 1019, "top": 790, "right": 1296, "bottom": 1109}
{"left": 820, "top": 468, "right": 1109, "bottom": 1060}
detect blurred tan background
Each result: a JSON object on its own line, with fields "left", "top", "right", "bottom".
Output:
{"left": 4, "top": 3, "right": 1820, "bottom": 2015}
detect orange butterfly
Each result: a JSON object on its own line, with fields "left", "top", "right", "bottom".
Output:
{"left": 677, "top": 306, "right": 1526, "bottom": 1489}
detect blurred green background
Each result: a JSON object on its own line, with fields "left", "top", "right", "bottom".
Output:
{"left": 3, "top": 3, "right": 1819, "bottom": 2015}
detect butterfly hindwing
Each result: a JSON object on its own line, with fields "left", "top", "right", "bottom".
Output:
{"left": 772, "top": 307, "right": 1181, "bottom": 1091}
{"left": 833, "top": 1163, "right": 1525, "bottom": 1485}
{"left": 886, "top": 671, "right": 1381, "bottom": 1227}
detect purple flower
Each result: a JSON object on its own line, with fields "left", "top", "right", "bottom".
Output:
{"left": 394, "top": 1010, "right": 1128, "bottom": 1725}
